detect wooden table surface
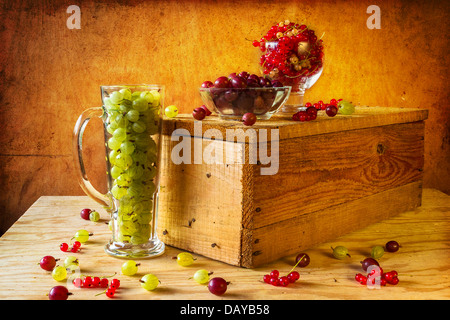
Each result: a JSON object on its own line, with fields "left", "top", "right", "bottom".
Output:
{"left": 0, "top": 188, "right": 449, "bottom": 301}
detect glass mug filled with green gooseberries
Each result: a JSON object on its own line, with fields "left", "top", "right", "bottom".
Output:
{"left": 73, "top": 85, "right": 165, "bottom": 258}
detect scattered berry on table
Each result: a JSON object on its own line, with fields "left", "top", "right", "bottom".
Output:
{"left": 39, "top": 256, "right": 59, "bottom": 271}
{"left": 208, "top": 277, "right": 228, "bottom": 296}
{"left": 385, "top": 240, "right": 400, "bottom": 252}
{"left": 48, "top": 286, "right": 72, "bottom": 300}
{"left": 80, "top": 208, "right": 92, "bottom": 220}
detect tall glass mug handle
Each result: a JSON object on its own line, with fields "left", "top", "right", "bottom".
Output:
{"left": 73, "top": 107, "right": 111, "bottom": 210}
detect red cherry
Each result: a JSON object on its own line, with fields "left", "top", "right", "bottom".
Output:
{"left": 199, "top": 105, "right": 212, "bottom": 116}
{"left": 214, "top": 76, "right": 230, "bottom": 88}
{"left": 192, "top": 108, "right": 206, "bottom": 121}
{"left": 242, "top": 113, "right": 256, "bottom": 126}
{"left": 39, "top": 256, "right": 59, "bottom": 271}
{"left": 201, "top": 81, "right": 214, "bottom": 88}
{"left": 325, "top": 105, "right": 338, "bottom": 117}
{"left": 306, "top": 106, "right": 317, "bottom": 116}
{"left": 80, "top": 208, "right": 91, "bottom": 220}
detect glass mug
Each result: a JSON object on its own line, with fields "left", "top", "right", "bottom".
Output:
{"left": 73, "top": 85, "right": 165, "bottom": 258}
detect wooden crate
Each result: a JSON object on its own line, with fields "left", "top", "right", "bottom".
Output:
{"left": 157, "top": 106, "right": 428, "bottom": 268}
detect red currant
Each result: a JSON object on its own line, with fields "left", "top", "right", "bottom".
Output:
{"left": 100, "top": 278, "right": 109, "bottom": 288}
{"left": 106, "top": 288, "right": 115, "bottom": 298}
{"left": 60, "top": 243, "right": 69, "bottom": 252}
{"left": 270, "top": 270, "right": 279, "bottom": 278}
{"left": 355, "top": 273, "right": 367, "bottom": 285}
{"left": 263, "top": 274, "right": 271, "bottom": 284}
{"left": 279, "top": 276, "right": 290, "bottom": 287}
{"left": 298, "top": 111, "right": 308, "bottom": 121}
{"left": 269, "top": 277, "right": 279, "bottom": 286}
{"left": 73, "top": 278, "right": 82, "bottom": 288}
{"left": 287, "top": 271, "right": 300, "bottom": 283}
{"left": 92, "top": 277, "right": 101, "bottom": 287}
{"left": 306, "top": 106, "right": 317, "bottom": 116}
{"left": 110, "top": 279, "right": 121, "bottom": 290}
{"left": 83, "top": 276, "right": 93, "bottom": 288}
{"left": 389, "top": 276, "right": 399, "bottom": 285}
{"left": 73, "top": 241, "right": 81, "bottom": 249}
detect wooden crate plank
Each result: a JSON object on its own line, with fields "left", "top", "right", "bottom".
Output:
{"left": 250, "top": 121, "right": 425, "bottom": 229}
{"left": 158, "top": 136, "right": 245, "bottom": 266}
{"left": 161, "top": 107, "right": 428, "bottom": 142}
{"left": 246, "top": 181, "right": 423, "bottom": 267}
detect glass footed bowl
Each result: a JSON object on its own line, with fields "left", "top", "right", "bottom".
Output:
{"left": 199, "top": 86, "right": 291, "bottom": 120}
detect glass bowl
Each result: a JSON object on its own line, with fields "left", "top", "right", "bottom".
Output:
{"left": 199, "top": 86, "right": 291, "bottom": 120}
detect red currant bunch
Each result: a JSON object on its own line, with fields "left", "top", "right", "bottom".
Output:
{"left": 253, "top": 20, "right": 324, "bottom": 86}
{"left": 105, "top": 278, "right": 121, "bottom": 298}
{"left": 60, "top": 240, "right": 82, "bottom": 253}
{"left": 73, "top": 275, "right": 111, "bottom": 289}
{"left": 262, "top": 253, "right": 308, "bottom": 287}
{"left": 355, "top": 258, "right": 399, "bottom": 287}
{"left": 292, "top": 98, "right": 343, "bottom": 122}
{"left": 263, "top": 269, "right": 300, "bottom": 287}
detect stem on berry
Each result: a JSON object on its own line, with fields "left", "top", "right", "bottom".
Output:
{"left": 94, "top": 289, "right": 106, "bottom": 296}
{"left": 287, "top": 254, "right": 305, "bottom": 274}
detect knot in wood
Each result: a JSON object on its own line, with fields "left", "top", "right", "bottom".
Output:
{"left": 377, "top": 143, "right": 387, "bottom": 155}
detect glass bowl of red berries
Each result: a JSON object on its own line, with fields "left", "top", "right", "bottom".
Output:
{"left": 253, "top": 20, "right": 324, "bottom": 115}
{"left": 199, "top": 72, "right": 291, "bottom": 120}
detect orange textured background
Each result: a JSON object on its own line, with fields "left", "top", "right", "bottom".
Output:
{"left": 0, "top": 0, "right": 449, "bottom": 235}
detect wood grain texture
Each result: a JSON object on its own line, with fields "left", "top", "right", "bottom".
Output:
{"left": 0, "top": 0, "right": 449, "bottom": 242}
{"left": 0, "top": 190, "right": 448, "bottom": 300}
{"left": 248, "top": 181, "right": 423, "bottom": 267}
{"left": 252, "top": 121, "right": 425, "bottom": 229}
